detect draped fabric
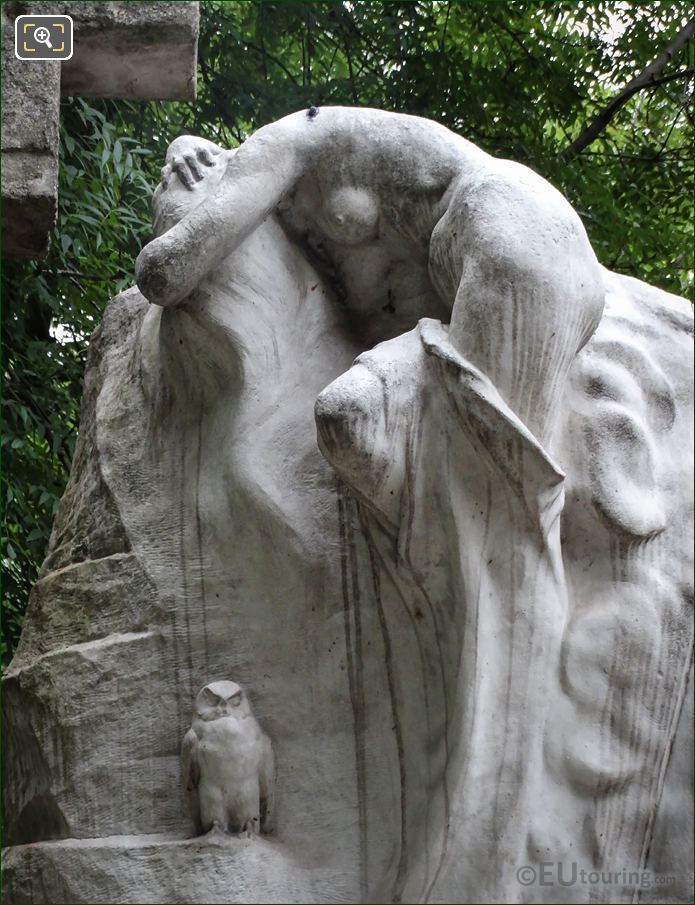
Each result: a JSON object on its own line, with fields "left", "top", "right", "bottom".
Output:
{"left": 319, "top": 319, "right": 568, "bottom": 902}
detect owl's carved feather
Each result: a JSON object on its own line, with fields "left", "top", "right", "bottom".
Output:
{"left": 181, "top": 728, "right": 202, "bottom": 834}
{"left": 259, "top": 734, "right": 275, "bottom": 833}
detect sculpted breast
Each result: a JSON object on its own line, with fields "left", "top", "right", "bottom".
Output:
{"left": 318, "top": 185, "right": 380, "bottom": 246}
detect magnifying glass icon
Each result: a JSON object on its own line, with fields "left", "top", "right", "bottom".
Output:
{"left": 33, "top": 25, "right": 53, "bottom": 49}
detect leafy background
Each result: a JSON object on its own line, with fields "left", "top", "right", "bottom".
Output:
{"left": 2, "top": 0, "right": 692, "bottom": 664}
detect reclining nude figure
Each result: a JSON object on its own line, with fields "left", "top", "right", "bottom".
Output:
{"left": 137, "top": 106, "right": 605, "bottom": 447}
{"left": 135, "top": 110, "right": 692, "bottom": 904}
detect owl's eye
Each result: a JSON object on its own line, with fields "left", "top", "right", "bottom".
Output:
{"left": 229, "top": 693, "right": 242, "bottom": 707}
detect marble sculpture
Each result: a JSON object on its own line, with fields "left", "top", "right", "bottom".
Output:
{"left": 3, "top": 107, "right": 692, "bottom": 905}
{"left": 182, "top": 681, "right": 275, "bottom": 837}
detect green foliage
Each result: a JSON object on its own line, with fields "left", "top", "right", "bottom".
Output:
{"left": 2, "top": 1, "right": 692, "bottom": 664}
{"left": 193, "top": 0, "right": 693, "bottom": 292}
{"left": 2, "top": 98, "right": 158, "bottom": 663}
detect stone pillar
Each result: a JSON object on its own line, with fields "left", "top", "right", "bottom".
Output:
{"left": 1, "top": 1, "right": 199, "bottom": 259}
{"left": 1, "top": 3, "right": 60, "bottom": 259}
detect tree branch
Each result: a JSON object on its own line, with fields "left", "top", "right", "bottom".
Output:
{"left": 647, "top": 66, "right": 694, "bottom": 89}
{"left": 564, "top": 19, "right": 693, "bottom": 157}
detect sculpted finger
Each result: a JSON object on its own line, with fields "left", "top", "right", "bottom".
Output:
{"left": 172, "top": 156, "right": 195, "bottom": 190}
{"left": 196, "top": 146, "right": 217, "bottom": 167}
{"left": 184, "top": 153, "right": 204, "bottom": 182}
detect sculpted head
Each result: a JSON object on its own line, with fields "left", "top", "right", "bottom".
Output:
{"left": 195, "top": 680, "right": 250, "bottom": 721}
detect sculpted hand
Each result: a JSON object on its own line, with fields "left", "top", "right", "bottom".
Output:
{"left": 159, "top": 137, "right": 223, "bottom": 191}
{"left": 151, "top": 135, "right": 229, "bottom": 238}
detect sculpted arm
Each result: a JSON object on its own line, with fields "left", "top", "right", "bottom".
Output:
{"left": 136, "top": 116, "right": 309, "bottom": 308}
{"left": 134, "top": 106, "right": 471, "bottom": 311}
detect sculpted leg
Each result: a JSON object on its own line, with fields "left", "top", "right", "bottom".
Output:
{"left": 430, "top": 165, "right": 605, "bottom": 444}
{"left": 232, "top": 787, "right": 261, "bottom": 837}
{"left": 241, "top": 816, "right": 260, "bottom": 838}
{"left": 199, "top": 786, "right": 228, "bottom": 835}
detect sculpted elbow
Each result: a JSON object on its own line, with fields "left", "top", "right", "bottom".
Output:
{"left": 135, "top": 236, "right": 188, "bottom": 308}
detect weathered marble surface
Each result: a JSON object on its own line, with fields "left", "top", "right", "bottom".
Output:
{"left": 3, "top": 108, "right": 693, "bottom": 904}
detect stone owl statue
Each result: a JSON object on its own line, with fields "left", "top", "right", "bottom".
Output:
{"left": 181, "top": 680, "right": 275, "bottom": 836}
